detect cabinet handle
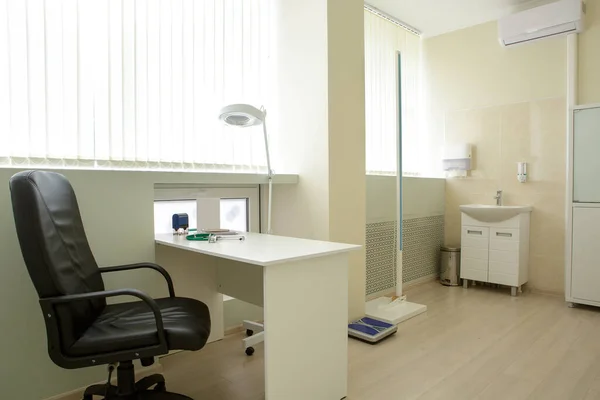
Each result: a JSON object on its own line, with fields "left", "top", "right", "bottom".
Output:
{"left": 496, "top": 232, "right": 513, "bottom": 238}
{"left": 467, "top": 230, "right": 483, "bottom": 235}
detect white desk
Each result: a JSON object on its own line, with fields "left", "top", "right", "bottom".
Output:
{"left": 155, "top": 233, "right": 360, "bottom": 400}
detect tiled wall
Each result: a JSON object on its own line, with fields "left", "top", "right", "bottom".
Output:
{"left": 423, "top": 17, "right": 569, "bottom": 295}
{"left": 444, "top": 97, "right": 566, "bottom": 294}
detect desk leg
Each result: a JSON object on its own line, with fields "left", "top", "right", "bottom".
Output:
{"left": 263, "top": 253, "right": 348, "bottom": 400}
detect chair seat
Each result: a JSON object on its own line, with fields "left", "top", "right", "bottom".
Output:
{"left": 68, "top": 297, "right": 211, "bottom": 357}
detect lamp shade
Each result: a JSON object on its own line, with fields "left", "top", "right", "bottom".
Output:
{"left": 218, "top": 104, "right": 265, "bottom": 127}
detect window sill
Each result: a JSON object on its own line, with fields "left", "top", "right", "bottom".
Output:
{"left": 153, "top": 172, "right": 299, "bottom": 187}
{"left": 0, "top": 164, "right": 299, "bottom": 186}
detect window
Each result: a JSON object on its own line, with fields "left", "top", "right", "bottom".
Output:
{"left": 0, "top": 0, "right": 270, "bottom": 172}
{"left": 154, "top": 200, "right": 199, "bottom": 234}
{"left": 220, "top": 199, "right": 249, "bottom": 232}
{"left": 364, "top": 9, "right": 422, "bottom": 176}
{"left": 153, "top": 187, "right": 259, "bottom": 234}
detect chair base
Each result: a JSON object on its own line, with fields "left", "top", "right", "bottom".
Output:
{"left": 242, "top": 320, "right": 264, "bottom": 356}
{"left": 82, "top": 361, "right": 192, "bottom": 400}
{"left": 84, "top": 390, "right": 192, "bottom": 400}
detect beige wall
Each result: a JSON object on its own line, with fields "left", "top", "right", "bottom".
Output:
{"left": 327, "top": 0, "right": 367, "bottom": 318}
{"left": 579, "top": 0, "right": 600, "bottom": 104}
{"left": 224, "top": 298, "right": 263, "bottom": 330}
{"left": 424, "top": 21, "right": 568, "bottom": 294}
{"left": 272, "top": 0, "right": 366, "bottom": 320}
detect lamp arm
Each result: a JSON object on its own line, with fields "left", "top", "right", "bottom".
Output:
{"left": 262, "top": 117, "right": 273, "bottom": 234}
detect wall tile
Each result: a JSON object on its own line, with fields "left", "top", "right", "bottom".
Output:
{"left": 529, "top": 254, "right": 565, "bottom": 294}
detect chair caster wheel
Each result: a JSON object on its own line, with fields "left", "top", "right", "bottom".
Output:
{"left": 246, "top": 329, "right": 254, "bottom": 336}
{"left": 154, "top": 382, "right": 166, "bottom": 392}
{"left": 245, "top": 347, "right": 255, "bottom": 356}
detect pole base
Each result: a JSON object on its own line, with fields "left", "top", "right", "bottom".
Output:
{"left": 365, "top": 297, "right": 427, "bottom": 325}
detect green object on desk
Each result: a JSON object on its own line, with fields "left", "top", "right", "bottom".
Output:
{"left": 186, "top": 233, "right": 212, "bottom": 241}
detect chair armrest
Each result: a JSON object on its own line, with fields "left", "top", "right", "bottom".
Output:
{"left": 99, "top": 263, "right": 175, "bottom": 297}
{"left": 40, "top": 288, "right": 168, "bottom": 351}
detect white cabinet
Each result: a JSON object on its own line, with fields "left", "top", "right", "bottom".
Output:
{"left": 461, "top": 226, "right": 489, "bottom": 283}
{"left": 573, "top": 107, "right": 600, "bottom": 202}
{"left": 460, "top": 213, "right": 531, "bottom": 296}
{"left": 566, "top": 106, "right": 600, "bottom": 308}
{"left": 571, "top": 207, "right": 600, "bottom": 303}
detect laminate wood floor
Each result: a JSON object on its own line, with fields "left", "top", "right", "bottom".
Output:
{"left": 159, "top": 282, "right": 600, "bottom": 400}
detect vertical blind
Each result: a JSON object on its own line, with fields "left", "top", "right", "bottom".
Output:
{"left": 0, "top": 0, "right": 270, "bottom": 171}
{"left": 364, "top": 10, "right": 422, "bottom": 175}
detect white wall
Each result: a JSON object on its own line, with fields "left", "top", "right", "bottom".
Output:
{"left": 270, "top": 0, "right": 330, "bottom": 240}
{"left": 0, "top": 168, "right": 292, "bottom": 400}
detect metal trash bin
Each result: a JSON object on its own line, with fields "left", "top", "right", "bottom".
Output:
{"left": 440, "top": 246, "right": 461, "bottom": 286}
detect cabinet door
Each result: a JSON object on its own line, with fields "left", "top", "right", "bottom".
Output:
{"left": 572, "top": 207, "right": 600, "bottom": 302}
{"left": 574, "top": 107, "right": 600, "bottom": 203}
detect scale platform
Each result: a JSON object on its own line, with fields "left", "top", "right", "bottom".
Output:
{"left": 348, "top": 317, "right": 398, "bottom": 344}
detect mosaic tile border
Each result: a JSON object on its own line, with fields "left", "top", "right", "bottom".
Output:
{"left": 366, "top": 221, "right": 397, "bottom": 296}
{"left": 402, "top": 215, "right": 445, "bottom": 283}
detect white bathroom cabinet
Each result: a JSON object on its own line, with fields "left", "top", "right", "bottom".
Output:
{"left": 566, "top": 106, "right": 600, "bottom": 308}
{"left": 460, "top": 213, "right": 530, "bottom": 296}
{"left": 570, "top": 206, "right": 600, "bottom": 304}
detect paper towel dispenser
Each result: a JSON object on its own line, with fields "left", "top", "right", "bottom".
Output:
{"left": 443, "top": 144, "right": 472, "bottom": 175}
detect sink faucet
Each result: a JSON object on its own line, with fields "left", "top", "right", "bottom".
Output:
{"left": 494, "top": 190, "right": 503, "bottom": 206}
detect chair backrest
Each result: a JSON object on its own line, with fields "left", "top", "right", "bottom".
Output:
{"left": 9, "top": 170, "right": 106, "bottom": 351}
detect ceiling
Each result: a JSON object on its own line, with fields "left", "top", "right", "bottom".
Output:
{"left": 366, "top": 0, "right": 559, "bottom": 37}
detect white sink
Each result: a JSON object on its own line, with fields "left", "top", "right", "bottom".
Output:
{"left": 460, "top": 204, "right": 533, "bottom": 223}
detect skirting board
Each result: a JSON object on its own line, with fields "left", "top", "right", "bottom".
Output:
{"left": 44, "top": 362, "right": 163, "bottom": 400}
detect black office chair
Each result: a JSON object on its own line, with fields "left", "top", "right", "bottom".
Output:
{"left": 9, "top": 170, "right": 211, "bottom": 400}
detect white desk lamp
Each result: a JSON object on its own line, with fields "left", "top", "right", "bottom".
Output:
{"left": 219, "top": 104, "right": 274, "bottom": 234}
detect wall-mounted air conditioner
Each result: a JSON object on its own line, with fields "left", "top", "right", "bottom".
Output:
{"left": 498, "top": 0, "right": 585, "bottom": 47}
